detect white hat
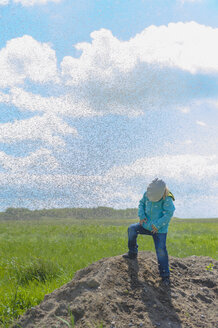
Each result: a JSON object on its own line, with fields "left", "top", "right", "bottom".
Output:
{"left": 147, "top": 178, "right": 166, "bottom": 202}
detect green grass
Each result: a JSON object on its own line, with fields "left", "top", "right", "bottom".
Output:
{"left": 0, "top": 217, "right": 217, "bottom": 327}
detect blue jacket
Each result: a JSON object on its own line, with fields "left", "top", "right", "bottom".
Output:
{"left": 138, "top": 191, "right": 175, "bottom": 233}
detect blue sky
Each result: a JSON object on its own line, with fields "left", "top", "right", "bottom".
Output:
{"left": 0, "top": 0, "right": 218, "bottom": 217}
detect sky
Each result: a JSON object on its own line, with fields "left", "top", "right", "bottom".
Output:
{"left": 0, "top": 0, "right": 218, "bottom": 217}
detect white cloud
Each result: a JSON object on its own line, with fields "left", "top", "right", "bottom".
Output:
{"left": 178, "top": 106, "right": 190, "bottom": 114}
{"left": 180, "top": 0, "right": 202, "bottom": 3}
{"left": 14, "top": 0, "right": 62, "bottom": 6}
{"left": 0, "top": 148, "right": 59, "bottom": 173}
{"left": 0, "top": 87, "right": 102, "bottom": 118}
{"left": 0, "top": 35, "right": 59, "bottom": 88}
{"left": 1, "top": 22, "right": 218, "bottom": 118}
{"left": 105, "top": 154, "right": 218, "bottom": 182}
{"left": 2, "top": 153, "right": 218, "bottom": 198}
{"left": 194, "top": 98, "right": 218, "bottom": 109}
{"left": 0, "top": 24, "right": 218, "bottom": 216}
{"left": 196, "top": 120, "right": 207, "bottom": 126}
{"left": 59, "top": 22, "right": 218, "bottom": 115}
{"left": 0, "top": 113, "right": 77, "bottom": 147}
{"left": 62, "top": 22, "right": 218, "bottom": 88}
{"left": 0, "top": 90, "right": 10, "bottom": 103}
{"left": 0, "top": 0, "right": 62, "bottom": 6}
{"left": 1, "top": 153, "right": 217, "bottom": 217}
{"left": 184, "top": 139, "right": 192, "bottom": 144}
{"left": 0, "top": 0, "right": 9, "bottom": 5}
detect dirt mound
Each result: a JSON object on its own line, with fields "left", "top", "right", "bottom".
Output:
{"left": 13, "top": 252, "right": 218, "bottom": 328}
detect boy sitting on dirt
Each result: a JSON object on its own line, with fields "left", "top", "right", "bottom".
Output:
{"left": 123, "top": 178, "right": 175, "bottom": 286}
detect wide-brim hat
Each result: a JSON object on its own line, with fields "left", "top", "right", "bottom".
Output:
{"left": 147, "top": 178, "right": 166, "bottom": 202}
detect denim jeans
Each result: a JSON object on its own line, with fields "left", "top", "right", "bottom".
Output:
{"left": 127, "top": 223, "right": 170, "bottom": 278}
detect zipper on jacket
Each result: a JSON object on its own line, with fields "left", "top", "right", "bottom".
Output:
{"left": 151, "top": 202, "right": 153, "bottom": 221}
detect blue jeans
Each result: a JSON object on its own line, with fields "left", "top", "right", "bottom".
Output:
{"left": 128, "top": 223, "right": 170, "bottom": 278}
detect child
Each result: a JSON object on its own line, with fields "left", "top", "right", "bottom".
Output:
{"left": 123, "top": 178, "right": 175, "bottom": 286}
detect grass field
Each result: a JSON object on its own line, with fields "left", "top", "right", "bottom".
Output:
{"left": 0, "top": 217, "right": 217, "bottom": 327}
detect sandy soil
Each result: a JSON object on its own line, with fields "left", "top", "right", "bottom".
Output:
{"left": 13, "top": 251, "right": 218, "bottom": 328}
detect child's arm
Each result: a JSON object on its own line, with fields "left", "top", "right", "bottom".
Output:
{"left": 152, "top": 196, "right": 175, "bottom": 231}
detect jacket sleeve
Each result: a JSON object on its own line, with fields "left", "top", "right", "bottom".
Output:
{"left": 153, "top": 196, "right": 175, "bottom": 230}
{"left": 138, "top": 192, "right": 146, "bottom": 220}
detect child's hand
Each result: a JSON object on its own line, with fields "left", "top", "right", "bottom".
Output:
{"left": 151, "top": 224, "right": 158, "bottom": 233}
{"left": 139, "top": 218, "right": 147, "bottom": 226}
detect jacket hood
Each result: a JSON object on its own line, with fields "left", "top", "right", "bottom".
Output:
{"left": 168, "top": 191, "right": 175, "bottom": 201}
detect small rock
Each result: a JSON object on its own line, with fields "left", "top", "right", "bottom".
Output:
{"left": 43, "top": 294, "right": 50, "bottom": 301}
{"left": 201, "top": 315, "right": 205, "bottom": 318}
{"left": 86, "top": 279, "right": 100, "bottom": 288}
{"left": 139, "top": 323, "right": 143, "bottom": 327}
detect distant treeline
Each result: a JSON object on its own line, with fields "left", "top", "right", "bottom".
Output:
{"left": 0, "top": 206, "right": 138, "bottom": 220}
